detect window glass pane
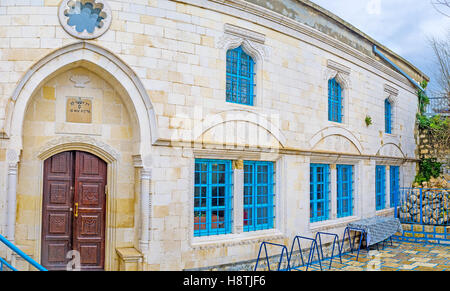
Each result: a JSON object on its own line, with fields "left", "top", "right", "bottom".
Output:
{"left": 310, "top": 164, "right": 330, "bottom": 222}
{"left": 337, "top": 165, "right": 353, "bottom": 218}
{"left": 376, "top": 165, "right": 386, "bottom": 210}
{"left": 244, "top": 161, "right": 274, "bottom": 231}
{"left": 194, "top": 160, "right": 232, "bottom": 236}
{"left": 226, "top": 46, "right": 254, "bottom": 106}
{"left": 328, "top": 78, "right": 342, "bottom": 123}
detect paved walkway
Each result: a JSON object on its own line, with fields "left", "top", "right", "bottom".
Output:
{"left": 292, "top": 241, "right": 450, "bottom": 271}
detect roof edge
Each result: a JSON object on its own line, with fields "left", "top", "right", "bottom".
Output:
{"left": 297, "top": 0, "right": 429, "bottom": 82}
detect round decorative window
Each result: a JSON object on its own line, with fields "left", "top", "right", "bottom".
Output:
{"left": 58, "top": 0, "right": 112, "bottom": 40}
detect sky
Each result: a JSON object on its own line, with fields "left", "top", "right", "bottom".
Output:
{"left": 309, "top": 0, "right": 450, "bottom": 92}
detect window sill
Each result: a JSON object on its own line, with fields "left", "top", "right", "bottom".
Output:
{"left": 375, "top": 208, "right": 395, "bottom": 216}
{"left": 224, "top": 100, "right": 259, "bottom": 111}
{"left": 309, "top": 216, "right": 360, "bottom": 232}
{"left": 190, "top": 229, "right": 284, "bottom": 250}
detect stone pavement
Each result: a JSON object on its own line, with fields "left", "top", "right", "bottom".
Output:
{"left": 292, "top": 241, "right": 450, "bottom": 271}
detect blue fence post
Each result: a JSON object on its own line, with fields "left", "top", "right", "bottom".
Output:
{"left": 419, "top": 188, "right": 423, "bottom": 224}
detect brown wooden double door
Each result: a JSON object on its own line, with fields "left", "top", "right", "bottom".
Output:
{"left": 41, "top": 151, "right": 107, "bottom": 271}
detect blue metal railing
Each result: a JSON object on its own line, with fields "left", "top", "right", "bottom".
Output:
{"left": 0, "top": 234, "right": 47, "bottom": 271}
{"left": 396, "top": 188, "right": 450, "bottom": 226}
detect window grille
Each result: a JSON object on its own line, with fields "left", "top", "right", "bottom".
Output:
{"left": 390, "top": 166, "right": 400, "bottom": 208}
{"left": 310, "top": 164, "right": 330, "bottom": 222}
{"left": 194, "top": 159, "right": 233, "bottom": 237}
{"left": 243, "top": 161, "right": 275, "bottom": 232}
{"left": 226, "top": 46, "right": 255, "bottom": 106}
{"left": 376, "top": 165, "right": 386, "bottom": 211}
{"left": 328, "top": 78, "right": 342, "bottom": 123}
{"left": 385, "top": 99, "right": 392, "bottom": 133}
{"left": 337, "top": 164, "right": 353, "bottom": 218}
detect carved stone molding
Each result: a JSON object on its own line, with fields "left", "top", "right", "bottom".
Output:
{"left": 70, "top": 75, "right": 91, "bottom": 88}
{"left": 327, "top": 60, "right": 351, "bottom": 75}
{"left": 140, "top": 169, "right": 151, "bottom": 180}
{"left": 58, "top": 0, "right": 112, "bottom": 40}
{"left": 323, "top": 67, "right": 352, "bottom": 90}
{"left": 6, "top": 149, "right": 20, "bottom": 164}
{"left": 224, "top": 23, "right": 265, "bottom": 44}
{"left": 132, "top": 154, "right": 143, "bottom": 168}
{"left": 217, "top": 25, "right": 270, "bottom": 61}
{"left": 384, "top": 83, "right": 399, "bottom": 105}
{"left": 37, "top": 135, "right": 120, "bottom": 162}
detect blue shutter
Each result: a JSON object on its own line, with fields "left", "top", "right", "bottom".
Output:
{"left": 337, "top": 165, "right": 353, "bottom": 218}
{"left": 194, "top": 159, "right": 233, "bottom": 236}
{"left": 328, "top": 78, "right": 342, "bottom": 123}
{"left": 243, "top": 161, "right": 275, "bottom": 231}
{"left": 226, "top": 46, "right": 255, "bottom": 106}
{"left": 375, "top": 165, "right": 386, "bottom": 210}
{"left": 310, "top": 164, "right": 330, "bottom": 222}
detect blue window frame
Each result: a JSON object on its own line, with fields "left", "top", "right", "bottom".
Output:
{"left": 375, "top": 165, "right": 386, "bottom": 211}
{"left": 328, "top": 78, "right": 342, "bottom": 123}
{"left": 226, "top": 46, "right": 255, "bottom": 106}
{"left": 243, "top": 161, "right": 275, "bottom": 232}
{"left": 390, "top": 166, "right": 400, "bottom": 208}
{"left": 385, "top": 99, "right": 392, "bottom": 133}
{"left": 194, "top": 159, "right": 233, "bottom": 237}
{"left": 337, "top": 165, "right": 353, "bottom": 218}
{"left": 310, "top": 164, "right": 330, "bottom": 222}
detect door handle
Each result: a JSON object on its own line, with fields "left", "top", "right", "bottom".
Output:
{"left": 74, "top": 202, "right": 79, "bottom": 218}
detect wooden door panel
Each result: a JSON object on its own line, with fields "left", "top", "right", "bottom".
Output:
{"left": 42, "top": 151, "right": 107, "bottom": 271}
{"left": 79, "top": 243, "right": 102, "bottom": 266}
{"left": 41, "top": 151, "right": 74, "bottom": 270}
{"left": 46, "top": 242, "right": 70, "bottom": 263}
{"left": 73, "top": 151, "right": 106, "bottom": 271}
{"left": 78, "top": 213, "right": 102, "bottom": 237}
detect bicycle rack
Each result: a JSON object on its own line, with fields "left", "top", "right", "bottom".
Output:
{"left": 254, "top": 242, "right": 291, "bottom": 271}
{"left": 288, "top": 236, "right": 322, "bottom": 271}
{"left": 341, "top": 227, "right": 367, "bottom": 261}
{"left": 314, "top": 232, "right": 342, "bottom": 270}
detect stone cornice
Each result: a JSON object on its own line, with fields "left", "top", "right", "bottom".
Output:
{"left": 153, "top": 139, "right": 419, "bottom": 162}
{"left": 224, "top": 23, "right": 265, "bottom": 44}
{"left": 327, "top": 60, "right": 351, "bottom": 75}
{"left": 384, "top": 84, "right": 399, "bottom": 97}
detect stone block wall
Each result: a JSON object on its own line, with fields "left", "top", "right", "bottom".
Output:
{"left": 0, "top": 0, "right": 427, "bottom": 270}
{"left": 396, "top": 223, "right": 450, "bottom": 245}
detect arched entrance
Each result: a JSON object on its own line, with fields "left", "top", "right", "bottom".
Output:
{"left": 41, "top": 151, "right": 107, "bottom": 271}
{"left": 4, "top": 42, "right": 154, "bottom": 270}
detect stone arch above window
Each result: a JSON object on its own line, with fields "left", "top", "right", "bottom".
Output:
{"left": 58, "top": 0, "right": 112, "bottom": 40}
{"left": 217, "top": 24, "right": 269, "bottom": 62}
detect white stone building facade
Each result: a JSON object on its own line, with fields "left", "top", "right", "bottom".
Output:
{"left": 0, "top": 0, "right": 428, "bottom": 270}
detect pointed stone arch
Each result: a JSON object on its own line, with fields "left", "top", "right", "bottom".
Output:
{"left": 5, "top": 41, "right": 157, "bottom": 163}
{"left": 4, "top": 42, "right": 156, "bottom": 268}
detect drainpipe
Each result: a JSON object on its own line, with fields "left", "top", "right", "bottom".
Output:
{"left": 373, "top": 45, "right": 425, "bottom": 92}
